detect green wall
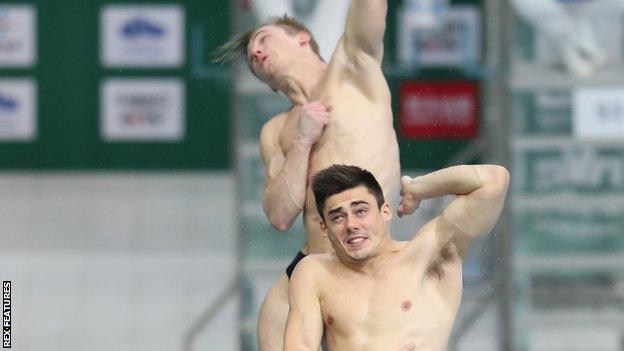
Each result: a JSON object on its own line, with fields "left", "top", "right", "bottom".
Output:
{"left": 0, "top": 0, "right": 231, "bottom": 170}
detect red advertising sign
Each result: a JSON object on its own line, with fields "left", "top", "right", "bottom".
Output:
{"left": 399, "top": 80, "right": 479, "bottom": 138}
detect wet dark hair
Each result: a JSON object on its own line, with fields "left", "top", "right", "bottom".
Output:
{"left": 312, "top": 165, "right": 385, "bottom": 220}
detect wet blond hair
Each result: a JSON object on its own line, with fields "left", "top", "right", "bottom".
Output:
{"left": 212, "top": 14, "right": 322, "bottom": 64}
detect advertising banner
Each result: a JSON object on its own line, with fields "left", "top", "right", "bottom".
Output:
{"left": 574, "top": 87, "right": 624, "bottom": 140}
{"left": 399, "top": 80, "right": 479, "bottom": 138}
{"left": 513, "top": 142, "right": 624, "bottom": 253}
{"left": 513, "top": 91, "right": 572, "bottom": 136}
{"left": 0, "top": 79, "right": 36, "bottom": 141}
{"left": 101, "top": 79, "right": 185, "bottom": 141}
{"left": 513, "top": 204, "right": 624, "bottom": 254}
{"left": 100, "top": 5, "right": 184, "bottom": 67}
{"left": 0, "top": 5, "right": 36, "bottom": 67}
{"left": 398, "top": 6, "right": 480, "bottom": 67}
{"left": 513, "top": 142, "right": 624, "bottom": 195}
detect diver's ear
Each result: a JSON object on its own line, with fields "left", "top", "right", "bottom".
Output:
{"left": 298, "top": 31, "right": 311, "bottom": 46}
{"left": 382, "top": 202, "right": 392, "bottom": 223}
{"left": 320, "top": 220, "right": 328, "bottom": 238}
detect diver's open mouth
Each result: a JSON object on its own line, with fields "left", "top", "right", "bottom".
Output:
{"left": 346, "top": 236, "right": 367, "bottom": 250}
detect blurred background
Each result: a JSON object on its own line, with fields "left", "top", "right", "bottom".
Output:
{"left": 0, "top": 0, "right": 622, "bottom": 350}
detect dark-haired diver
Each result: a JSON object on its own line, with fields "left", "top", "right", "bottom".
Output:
{"left": 284, "top": 164, "right": 509, "bottom": 350}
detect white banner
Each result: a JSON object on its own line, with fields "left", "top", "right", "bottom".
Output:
{"left": 0, "top": 79, "right": 37, "bottom": 141}
{"left": 398, "top": 6, "right": 480, "bottom": 67}
{"left": 574, "top": 87, "right": 624, "bottom": 139}
{"left": 0, "top": 5, "right": 36, "bottom": 67}
{"left": 100, "top": 5, "right": 184, "bottom": 67}
{"left": 101, "top": 79, "right": 185, "bottom": 141}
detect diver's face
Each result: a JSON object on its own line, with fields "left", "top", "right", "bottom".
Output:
{"left": 321, "top": 186, "right": 391, "bottom": 262}
{"left": 246, "top": 25, "right": 308, "bottom": 88}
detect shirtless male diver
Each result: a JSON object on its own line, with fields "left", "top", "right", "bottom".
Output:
{"left": 214, "top": 1, "right": 400, "bottom": 350}
{"left": 284, "top": 164, "right": 510, "bottom": 350}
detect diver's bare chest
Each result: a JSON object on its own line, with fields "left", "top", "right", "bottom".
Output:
{"left": 320, "top": 270, "right": 424, "bottom": 327}
{"left": 277, "top": 102, "right": 372, "bottom": 156}
{"left": 277, "top": 73, "right": 373, "bottom": 155}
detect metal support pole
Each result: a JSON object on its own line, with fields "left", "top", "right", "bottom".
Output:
{"left": 232, "top": 0, "right": 246, "bottom": 348}
{"left": 484, "top": 0, "right": 514, "bottom": 350}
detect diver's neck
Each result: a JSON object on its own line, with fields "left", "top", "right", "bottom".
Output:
{"left": 279, "top": 58, "right": 327, "bottom": 106}
{"left": 342, "top": 238, "right": 397, "bottom": 275}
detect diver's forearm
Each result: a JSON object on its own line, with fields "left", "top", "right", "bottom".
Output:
{"left": 263, "top": 138, "right": 312, "bottom": 231}
{"left": 406, "top": 165, "right": 503, "bottom": 199}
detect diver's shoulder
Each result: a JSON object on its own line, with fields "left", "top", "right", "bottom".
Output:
{"left": 301, "top": 252, "right": 335, "bottom": 265}
{"left": 297, "top": 252, "right": 339, "bottom": 273}
{"left": 260, "top": 110, "right": 290, "bottom": 141}
{"left": 262, "top": 110, "right": 289, "bottom": 129}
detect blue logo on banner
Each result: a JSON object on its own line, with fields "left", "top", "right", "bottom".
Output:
{"left": 0, "top": 94, "right": 18, "bottom": 112}
{"left": 0, "top": 11, "right": 10, "bottom": 40}
{"left": 121, "top": 18, "right": 166, "bottom": 38}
